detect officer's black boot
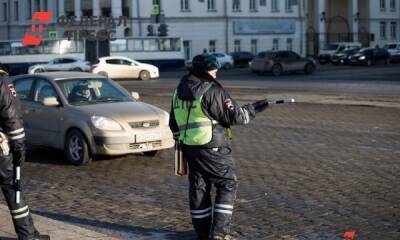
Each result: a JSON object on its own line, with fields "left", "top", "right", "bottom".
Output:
{"left": 32, "top": 230, "right": 50, "bottom": 240}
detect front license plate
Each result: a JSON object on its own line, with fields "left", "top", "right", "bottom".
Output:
{"left": 136, "top": 133, "right": 161, "bottom": 143}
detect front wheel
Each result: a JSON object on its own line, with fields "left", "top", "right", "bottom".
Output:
{"left": 34, "top": 68, "right": 45, "bottom": 73}
{"left": 139, "top": 70, "right": 151, "bottom": 80}
{"left": 65, "top": 129, "right": 92, "bottom": 166}
{"left": 304, "top": 63, "right": 315, "bottom": 75}
{"left": 72, "top": 67, "right": 83, "bottom": 72}
{"left": 271, "top": 64, "right": 283, "bottom": 76}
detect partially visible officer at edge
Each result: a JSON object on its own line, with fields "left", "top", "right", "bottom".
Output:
{"left": 169, "top": 54, "right": 269, "bottom": 240}
{"left": 0, "top": 72, "right": 50, "bottom": 240}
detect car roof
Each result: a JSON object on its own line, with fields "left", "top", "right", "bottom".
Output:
{"left": 99, "top": 56, "right": 133, "bottom": 61}
{"left": 14, "top": 72, "right": 106, "bottom": 81}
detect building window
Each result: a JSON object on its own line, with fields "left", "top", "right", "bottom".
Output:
{"left": 34, "top": 0, "right": 40, "bottom": 12}
{"left": 14, "top": 1, "right": 19, "bottom": 21}
{"left": 233, "top": 0, "right": 241, "bottom": 11}
{"left": 287, "top": 38, "right": 293, "bottom": 51}
{"left": 390, "top": 0, "right": 396, "bottom": 10}
{"left": 260, "top": 0, "right": 267, "bottom": 6}
{"left": 28, "top": 0, "right": 32, "bottom": 19}
{"left": 271, "top": 0, "right": 279, "bottom": 12}
{"left": 251, "top": 39, "right": 258, "bottom": 55}
{"left": 250, "top": 0, "right": 257, "bottom": 11}
{"left": 390, "top": 22, "right": 397, "bottom": 39}
{"left": 3, "top": 3, "right": 7, "bottom": 22}
{"left": 183, "top": 40, "right": 192, "bottom": 60}
{"left": 234, "top": 40, "right": 241, "bottom": 52}
{"left": 44, "top": 0, "right": 48, "bottom": 11}
{"left": 181, "top": 0, "right": 190, "bottom": 11}
{"left": 272, "top": 38, "right": 279, "bottom": 50}
{"left": 209, "top": 40, "right": 216, "bottom": 52}
{"left": 208, "top": 0, "right": 216, "bottom": 11}
{"left": 380, "top": 0, "right": 386, "bottom": 10}
{"left": 380, "top": 22, "right": 387, "bottom": 39}
{"left": 285, "top": 0, "right": 293, "bottom": 12}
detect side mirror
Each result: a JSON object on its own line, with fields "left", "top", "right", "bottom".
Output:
{"left": 42, "top": 97, "right": 60, "bottom": 107}
{"left": 131, "top": 91, "right": 140, "bottom": 100}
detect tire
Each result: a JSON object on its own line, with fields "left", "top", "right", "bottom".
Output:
{"left": 0, "top": 69, "right": 8, "bottom": 77}
{"left": 385, "top": 58, "right": 390, "bottom": 65}
{"left": 367, "top": 59, "right": 373, "bottom": 66}
{"left": 98, "top": 71, "right": 108, "bottom": 78}
{"left": 72, "top": 67, "right": 83, "bottom": 72}
{"left": 143, "top": 150, "right": 159, "bottom": 157}
{"left": 34, "top": 68, "right": 45, "bottom": 73}
{"left": 304, "top": 63, "right": 315, "bottom": 75}
{"left": 223, "top": 63, "right": 233, "bottom": 70}
{"left": 65, "top": 129, "right": 92, "bottom": 166}
{"left": 139, "top": 70, "right": 151, "bottom": 80}
{"left": 271, "top": 64, "right": 283, "bottom": 76}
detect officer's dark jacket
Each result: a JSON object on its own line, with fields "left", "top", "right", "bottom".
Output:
{"left": 169, "top": 70, "right": 255, "bottom": 148}
{"left": 0, "top": 77, "right": 26, "bottom": 154}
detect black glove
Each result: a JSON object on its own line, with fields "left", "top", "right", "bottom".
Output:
{"left": 12, "top": 150, "right": 25, "bottom": 166}
{"left": 252, "top": 99, "right": 269, "bottom": 113}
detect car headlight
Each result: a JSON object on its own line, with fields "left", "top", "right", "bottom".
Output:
{"left": 359, "top": 56, "right": 366, "bottom": 60}
{"left": 91, "top": 116, "right": 122, "bottom": 131}
{"left": 162, "top": 111, "right": 170, "bottom": 125}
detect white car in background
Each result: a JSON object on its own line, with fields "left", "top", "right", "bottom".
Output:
{"left": 211, "top": 53, "right": 234, "bottom": 69}
{"left": 28, "top": 58, "right": 91, "bottom": 74}
{"left": 384, "top": 42, "right": 400, "bottom": 62}
{"left": 91, "top": 56, "right": 159, "bottom": 80}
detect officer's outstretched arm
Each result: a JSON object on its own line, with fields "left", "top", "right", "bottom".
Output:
{"left": 203, "top": 87, "right": 256, "bottom": 126}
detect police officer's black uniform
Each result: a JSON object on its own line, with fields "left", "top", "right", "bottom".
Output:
{"left": 0, "top": 76, "right": 50, "bottom": 240}
{"left": 169, "top": 54, "right": 268, "bottom": 240}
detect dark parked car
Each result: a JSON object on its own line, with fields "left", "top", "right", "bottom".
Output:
{"left": 0, "top": 63, "right": 8, "bottom": 76}
{"left": 349, "top": 48, "right": 390, "bottom": 66}
{"left": 230, "top": 51, "right": 255, "bottom": 67}
{"left": 250, "top": 50, "right": 316, "bottom": 76}
{"left": 331, "top": 48, "right": 361, "bottom": 65}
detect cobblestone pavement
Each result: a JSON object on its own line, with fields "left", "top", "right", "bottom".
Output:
{"left": 1, "top": 80, "right": 400, "bottom": 239}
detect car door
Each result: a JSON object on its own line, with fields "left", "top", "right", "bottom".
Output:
{"left": 25, "top": 78, "right": 62, "bottom": 147}
{"left": 46, "top": 59, "right": 59, "bottom": 71}
{"left": 13, "top": 77, "right": 35, "bottom": 143}
{"left": 287, "top": 51, "right": 306, "bottom": 71}
{"left": 104, "top": 59, "right": 128, "bottom": 78}
{"left": 126, "top": 60, "right": 142, "bottom": 78}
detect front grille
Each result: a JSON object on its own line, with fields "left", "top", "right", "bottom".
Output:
{"left": 129, "top": 140, "right": 162, "bottom": 150}
{"left": 129, "top": 120, "right": 159, "bottom": 129}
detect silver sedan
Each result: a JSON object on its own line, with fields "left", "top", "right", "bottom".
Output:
{"left": 12, "top": 72, "right": 174, "bottom": 165}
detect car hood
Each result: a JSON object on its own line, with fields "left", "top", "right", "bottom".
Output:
{"left": 75, "top": 101, "right": 164, "bottom": 122}
{"left": 139, "top": 63, "right": 158, "bottom": 70}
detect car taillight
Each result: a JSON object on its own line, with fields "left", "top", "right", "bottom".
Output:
{"left": 265, "top": 59, "right": 273, "bottom": 64}
{"left": 91, "top": 64, "right": 98, "bottom": 71}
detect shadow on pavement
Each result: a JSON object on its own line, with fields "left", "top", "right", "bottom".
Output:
{"left": 32, "top": 210, "right": 197, "bottom": 240}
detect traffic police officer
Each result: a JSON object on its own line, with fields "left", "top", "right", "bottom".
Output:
{"left": 0, "top": 73, "right": 50, "bottom": 240}
{"left": 169, "top": 54, "right": 269, "bottom": 240}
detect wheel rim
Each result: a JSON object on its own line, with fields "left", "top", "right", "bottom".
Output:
{"left": 68, "top": 135, "right": 83, "bottom": 162}
{"left": 273, "top": 66, "right": 281, "bottom": 75}
{"left": 35, "top": 68, "right": 44, "bottom": 73}
{"left": 141, "top": 71, "right": 149, "bottom": 79}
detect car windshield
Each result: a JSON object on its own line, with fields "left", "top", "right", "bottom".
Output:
{"left": 57, "top": 78, "right": 133, "bottom": 105}
{"left": 323, "top": 44, "right": 339, "bottom": 50}
{"left": 384, "top": 44, "right": 398, "bottom": 49}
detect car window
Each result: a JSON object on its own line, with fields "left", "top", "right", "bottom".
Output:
{"left": 121, "top": 60, "right": 132, "bottom": 65}
{"left": 62, "top": 59, "right": 76, "bottom": 64}
{"left": 52, "top": 59, "right": 62, "bottom": 64}
{"left": 277, "top": 51, "right": 289, "bottom": 59}
{"left": 33, "top": 79, "right": 58, "bottom": 103}
{"left": 288, "top": 51, "right": 300, "bottom": 59}
{"left": 106, "top": 59, "right": 122, "bottom": 65}
{"left": 57, "top": 78, "right": 132, "bottom": 105}
{"left": 14, "top": 78, "right": 35, "bottom": 101}
{"left": 257, "top": 52, "right": 266, "bottom": 58}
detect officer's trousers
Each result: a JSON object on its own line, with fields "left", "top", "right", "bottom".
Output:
{"left": 0, "top": 155, "right": 36, "bottom": 240}
{"left": 183, "top": 146, "right": 238, "bottom": 239}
